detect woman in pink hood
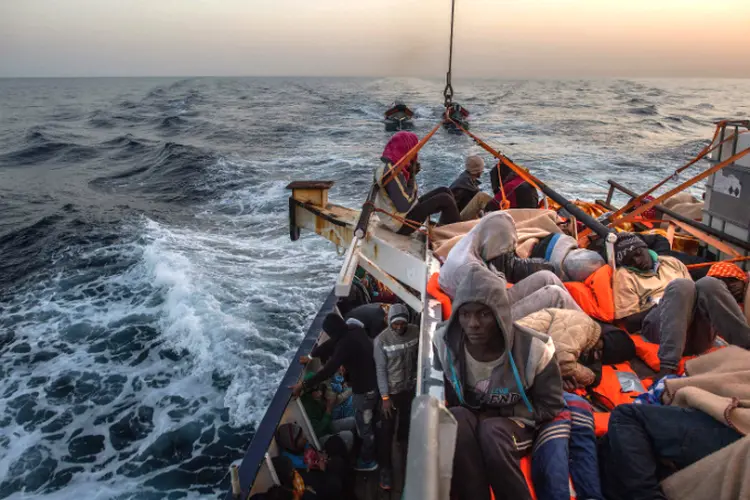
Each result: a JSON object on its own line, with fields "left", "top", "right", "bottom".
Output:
{"left": 374, "top": 131, "right": 460, "bottom": 235}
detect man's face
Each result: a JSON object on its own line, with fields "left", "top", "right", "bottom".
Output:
{"left": 723, "top": 278, "right": 747, "bottom": 302}
{"left": 458, "top": 302, "right": 500, "bottom": 347}
{"left": 624, "top": 247, "right": 652, "bottom": 271}
{"left": 391, "top": 320, "right": 408, "bottom": 336}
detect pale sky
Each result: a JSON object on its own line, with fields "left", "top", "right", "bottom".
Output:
{"left": 1, "top": 0, "right": 749, "bottom": 78}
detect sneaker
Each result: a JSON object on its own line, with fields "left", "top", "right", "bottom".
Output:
{"left": 353, "top": 458, "right": 379, "bottom": 472}
{"left": 379, "top": 468, "right": 392, "bottom": 490}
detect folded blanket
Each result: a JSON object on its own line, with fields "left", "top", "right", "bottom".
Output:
{"left": 661, "top": 434, "right": 750, "bottom": 500}
{"left": 432, "top": 209, "right": 562, "bottom": 260}
{"left": 663, "top": 346, "right": 750, "bottom": 435}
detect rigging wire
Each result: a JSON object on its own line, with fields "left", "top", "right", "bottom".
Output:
{"left": 443, "top": 0, "right": 456, "bottom": 108}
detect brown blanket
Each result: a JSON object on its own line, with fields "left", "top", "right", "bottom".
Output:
{"left": 661, "top": 434, "right": 750, "bottom": 500}
{"left": 432, "top": 209, "right": 562, "bottom": 260}
{"left": 663, "top": 346, "right": 750, "bottom": 435}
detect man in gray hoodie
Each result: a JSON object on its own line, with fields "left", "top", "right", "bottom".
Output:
{"left": 373, "top": 303, "right": 419, "bottom": 491}
{"left": 433, "top": 265, "right": 565, "bottom": 500}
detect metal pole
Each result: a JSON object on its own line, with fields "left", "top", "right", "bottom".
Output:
{"left": 606, "top": 179, "right": 750, "bottom": 253}
{"left": 443, "top": 0, "right": 456, "bottom": 107}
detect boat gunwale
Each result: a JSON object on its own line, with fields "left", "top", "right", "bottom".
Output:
{"left": 225, "top": 289, "right": 338, "bottom": 500}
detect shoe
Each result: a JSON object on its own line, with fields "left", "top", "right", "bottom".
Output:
{"left": 354, "top": 459, "right": 379, "bottom": 472}
{"left": 379, "top": 468, "right": 392, "bottom": 490}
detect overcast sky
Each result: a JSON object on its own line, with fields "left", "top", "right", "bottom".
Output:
{"left": 1, "top": 0, "right": 749, "bottom": 78}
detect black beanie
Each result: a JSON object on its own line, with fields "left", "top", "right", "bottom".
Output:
{"left": 600, "top": 326, "right": 636, "bottom": 365}
{"left": 322, "top": 313, "right": 348, "bottom": 340}
{"left": 614, "top": 232, "right": 648, "bottom": 266}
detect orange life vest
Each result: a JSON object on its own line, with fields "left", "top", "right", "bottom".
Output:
{"left": 588, "top": 362, "right": 646, "bottom": 410}
{"left": 564, "top": 264, "right": 614, "bottom": 323}
{"left": 427, "top": 272, "right": 452, "bottom": 319}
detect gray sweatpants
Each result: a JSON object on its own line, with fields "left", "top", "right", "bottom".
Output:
{"left": 642, "top": 277, "right": 750, "bottom": 371}
{"left": 509, "top": 270, "right": 582, "bottom": 321}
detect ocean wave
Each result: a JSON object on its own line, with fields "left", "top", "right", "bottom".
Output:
{"left": 2, "top": 75, "right": 749, "bottom": 499}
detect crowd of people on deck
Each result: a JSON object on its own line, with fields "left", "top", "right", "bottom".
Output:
{"left": 253, "top": 130, "right": 750, "bottom": 500}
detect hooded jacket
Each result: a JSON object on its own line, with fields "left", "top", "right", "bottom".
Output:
{"left": 438, "top": 212, "right": 552, "bottom": 298}
{"left": 449, "top": 170, "right": 481, "bottom": 212}
{"left": 304, "top": 315, "right": 378, "bottom": 395}
{"left": 373, "top": 304, "right": 420, "bottom": 396}
{"left": 433, "top": 265, "right": 564, "bottom": 426}
{"left": 516, "top": 308, "right": 602, "bottom": 387}
{"left": 374, "top": 132, "right": 419, "bottom": 232}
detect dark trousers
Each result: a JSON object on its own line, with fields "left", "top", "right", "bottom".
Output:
{"left": 397, "top": 187, "right": 460, "bottom": 235}
{"left": 352, "top": 390, "right": 379, "bottom": 463}
{"left": 602, "top": 404, "right": 742, "bottom": 500}
{"left": 450, "top": 407, "right": 535, "bottom": 500}
{"left": 642, "top": 277, "right": 750, "bottom": 371}
{"left": 377, "top": 390, "right": 413, "bottom": 469}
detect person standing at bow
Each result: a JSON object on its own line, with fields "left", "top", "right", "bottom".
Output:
{"left": 373, "top": 304, "right": 420, "bottom": 491}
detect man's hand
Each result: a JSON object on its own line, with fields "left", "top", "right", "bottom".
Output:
{"left": 299, "top": 355, "right": 311, "bottom": 365}
{"left": 382, "top": 397, "right": 394, "bottom": 419}
{"left": 562, "top": 378, "right": 579, "bottom": 393}
{"left": 653, "top": 367, "right": 678, "bottom": 380}
{"left": 290, "top": 382, "right": 304, "bottom": 399}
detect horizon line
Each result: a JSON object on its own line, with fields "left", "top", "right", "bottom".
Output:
{"left": 2, "top": 74, "right": 750, "bottom": 80}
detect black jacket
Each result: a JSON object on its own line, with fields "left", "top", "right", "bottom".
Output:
{"left": 345, "top": 303, "right": 387, "bottom": 339}
{"left": 487, "top": 252, "right": 555, "bottom": 284}
{"left": 305, "top": 323, "right": 378, "bottom": 395}
{"left": 449, "top": 171, "right": 481, "bottom": 212}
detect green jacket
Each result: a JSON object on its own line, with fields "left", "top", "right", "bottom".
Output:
{"left": 300, "top": 392, "right": 332, "bottom": 437}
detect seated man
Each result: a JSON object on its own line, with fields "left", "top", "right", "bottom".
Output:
{"left": 602, "top": 346, "right": 750, "bottom": 500}
{"left": 613, "top": 233, "right": 750, "bottom": 376}
{"left": 433, "top": 265, "right": 565, "bottom": 500}
{"left": 439, "top": 212, "right": 580, "bottom": 320}
{"left": 602, "top": 404, "right": 744, "bottom": 500}
{"left": 485, "top": 161, "right": 539, "bottom": 211}
{"left": 449, "top": 155, "right": 492, "bottom": 220}
{"left": 374, "top": 131, "right": 460, "bottom": 236}
{"left": 439, "top": 211, "right": 555, "bottom": 297}
{"left": 299, "top": 373, "right": 355, "bottom": 451}
{"left": 516, "top": 308, "right": 635, "bottom": 391}
{"left": 373, "top": 304, "right": 420, "bottom": 491}
{"left": 292, "top": 314, "right": 380, "bottom": 471}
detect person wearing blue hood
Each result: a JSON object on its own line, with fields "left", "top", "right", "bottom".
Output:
{"left": 292, "top": 313, "right": 380, "bottom": 472}
{"left": 433, "top": 265, "right": 565, "bottom": 500}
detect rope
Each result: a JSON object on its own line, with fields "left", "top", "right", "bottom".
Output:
{"left": 362, "top": 201, "right": 429, "bottom": 235}
{"left": 443, "top": 0, "right": 456, "bottom": 107}
{"left": 605, "top": 146, "right": 750, "bottom": 229}
{"left": 686, "top": 256, "right": 750, "bottom": 269}
{"left": 494, "top": 161, "right": 511, "bottom": 210}
{"left": 381, "top": 120, "right": 443, "bottom": 188}
{"left": 445, "top": 114, "right": 543, "bottom": 192}
{"left": 579, "top": 120, "right": 750, "bottom": 240}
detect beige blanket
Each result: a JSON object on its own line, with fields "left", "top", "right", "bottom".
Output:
{"left": 663, "top": 346, "right": 750, "bottom": 435}
{"left": 432, "top": 209, "right": 562, "bottom": 260}
{"left": 660, "top": 193, "right": 704, "bottom": 228}
{"left": 662, "top": 434, "right": 750, "bottom": 500}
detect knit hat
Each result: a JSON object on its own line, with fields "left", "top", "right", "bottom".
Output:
{"left": 600, "top": 326, "right": 636, "bottom": 365}
{"left": 614, "top": 232, "right": 648, "bottom": 266}
{"left": 275, "top": 423, "right": 304, "bottom": 454}
{"left": 322, "top": 313, "right": 348, "bottom": 340}
{"left": 465, "top": 156, "right": 485, "bottom": 176}
{"left": 707, "top": 262, "right": 748, "bottom": 282}
{"left": 388, "top": 303, "right": 409, "bottom": 326}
